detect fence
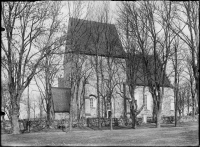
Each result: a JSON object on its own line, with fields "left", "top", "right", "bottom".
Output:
{"left": 19, "top": 119, "right": 46, "bottom": 132}
{"left": 87, "top": 117, "right": 143, "bottom": 127}
{"left": 3, "top": 115, "right": 179, "bottom": 133}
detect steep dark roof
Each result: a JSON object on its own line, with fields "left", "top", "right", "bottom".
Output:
{"left": 51, "top": 87, "right": 71, "bottom": 113}
{"left": 126, "top": 54, "right": 172, "bottom": 88}
{"left": 58, "top": 78, "right": 65, "bottom": 88}
{"left": 65, "top": 18, "right": 126, "bottom": 58}
{"left": 65, "top": 18, "right": 171, "bottom": 88}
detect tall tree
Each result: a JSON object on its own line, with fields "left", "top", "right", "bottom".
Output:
{"left": 61, "top": 1, "right": 94, "bottom": 131}
{"left": 117, "top": 1, "right": 177, "bottom": 128}
{"left": 185, "top": 57, "right": 197, "bottom": 116}
{"left": 142, "top": 1, "right": 177, "bottom": 128}
{"left": 1, "top": 79, "right": 11, "bottom": 131}
{"left": 117, "top": 1, "right": 147, "bottom": 129}
{"left": 170, "top": 1, "right": 199, "bottom": 107}
{"left": 34, "top": 48, "right": 63, "bottom": 128}
{"left": 1, "top": 1, "right": 65, "bottom": 134}
{"left": 173, "top": 36, "right": 179, "bottom": 126}
{"left": 88, "top": 1, "right": 112, "bottom": 129}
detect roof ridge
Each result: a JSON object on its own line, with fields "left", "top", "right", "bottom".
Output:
{"left": 69, "top": 17, "right": 115, "bottom": 26}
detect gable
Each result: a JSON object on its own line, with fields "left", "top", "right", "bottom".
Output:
{"left": 65, "top": 18, "right": 126, "bottom": 58}
{"left": 64, "top": 18, "right": 171, "bottom": 88}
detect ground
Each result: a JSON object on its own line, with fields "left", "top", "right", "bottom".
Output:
{"left": 1, "top": 122, "right": 199, "bottom": 146}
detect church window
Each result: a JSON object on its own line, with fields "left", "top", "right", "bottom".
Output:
{"left": 107, "top": 102, "right": 111, "bottom": 110}
{"left": 90, "top": 98, "right": 93, "bottom": 108}
{"left": 144, "top": 95, "right": 147, "bottom": 110}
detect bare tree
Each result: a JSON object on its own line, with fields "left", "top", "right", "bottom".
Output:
{"left": 38, "top": 96, "right": 43, "bottom": 120}
{"left": 169, "top": 35, "right": 186, "bottom": 126}
{"left": 178, "top": 82, "right": 191, "bottom": 116}
{"left": 34, "top": 50, "right": 63, "bottom": 128}
{"left": 170, "top": 1, "right": 199, "bottom": 107}
{"left": 143, "top": 1, "right": 178, "bottom": 128}
{"left": 85, "top": 2, "right": 111, "bottom": 129}
{"left": 1, "top": 79, "right": 11, "bottom": 131}
{"left": 61, "top": 1, "right": 95, "bottom": 131}
{"left": 96, "top": 2, "right": 122, "bottom": 130}
{"left": 69, "top": 53, "right": 92, "bottom": 126}
{"left": 86, "top": 1, "right": 126, "bottom": 130}
{"left": 1, "top": 1, "right": 66, "bottom": 134}
{"left": 185, "top": 58, "right": 197, "bottom": 116}
{"left": 117, "top": 1, "right": 177, "bottom": 128}
{"left": 172, "top": 36, "right": 180, "bottom": 126}
{"left": 117, "top": 1, "right": 148, "bottom": 129}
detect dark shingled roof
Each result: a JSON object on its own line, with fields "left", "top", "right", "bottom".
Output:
{"left": 64, "top": 18, "right": 171, "bottom": 88}
{"left": 126, "top": 54, "right": 172, "bottom": 88}
{"left": 65, "top": 17, "right": 126, "bottom": 58}
{"left": 58, "top": 78, "right": 65, "bottom": 88}
{"left": 51, "top": 87, "right": 71, "bottom": 113}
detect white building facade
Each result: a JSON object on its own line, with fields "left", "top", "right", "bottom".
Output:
{"left": 55, "top": 17, "right": 175, "bottom": 120}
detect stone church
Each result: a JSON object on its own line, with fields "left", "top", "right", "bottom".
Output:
{"left": 53, "top": 18, "right": 175, "bottom": 121}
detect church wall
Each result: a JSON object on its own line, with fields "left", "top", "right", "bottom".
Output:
{"left": 62, "top": 53, "right": 174, "bottom": 120}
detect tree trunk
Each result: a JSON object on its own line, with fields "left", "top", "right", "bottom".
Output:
{"left": 95, "top": 55, "right": 101, "bottom": 129}
{"left": 76, "top": 79, "right": 80, "bottom": 122}
{"left": 182, "top": 92, "right": 184, "bottom": 116}
{"left": 34, "top": 109, "right": 36, "bottom": 120}
{"left": 156, "top": 107, "right": 162, "bottom": 128}
{"left": 130, "top": 104, "right": 136, "bottom": 129}
{"left": 196, "top": 78, "right": 199, "bottom": 107}
{"left": 27, "top": 85, "right": 30, "bottom": 132}
{"left": 104, "top": 98, "right": 107, "bottom": 118}
{"left": 187, "top": 92, "right": 190, "bottom": 115}
{"left": 174, "top": 42, "right": 178, "bottom": 127}
{"left": 102, "top": 97, "right": 104, "bottom": 118}
{"left": 40, "top": 102, "right": 43, "bottom": 120}
{"left": 110, "top": 101, "right": 113, "bottom": 130}
{"left": 100, "top": 59, "right": 105, "bottom": 118}
{"left": 28, "top": 85, "right": 30, "bottom": 122}
{"left": 68, "top": 108, "right": 72, "bottom": 132}
{"left": 68, "top": 77, "right": 75, "bottom": 132}
{"left": 83, "top": 93, "right": 86, "bottom": 118}
{"left": 178, "top": 108, "right": 181, "bottom": 117}
{"left": 130, "top": 93, "right": 136, "bottom": 129}
{"left": 69, "top": 101, "right": 72, "bottom": 131}
{"left": 152, "top": 99, "right": 156, "bottom": 123}
{"left": 156, "top": 89, "right": 164, "bottom": 128}
{"left": 46, "top": 102, "right": 51, "bottom": 128}
{"left": 45, "top": 49, "right": 52, "bottom": 128}
{"left": 68, "top": 95, "right": 72, "bottom": 132}
{"left": 46, "top": 90, "right": 52, "bottom": 128}
{"left": 175, "top": 87, "right": 178, "bottom": 126}
{"left": 46, "top": 86, "right": 52, "bottom": 128}
{"left": 123, "top": 83, "right": 127, "bottom": 119}
{"left": 192, "top": 93, "right": 195, "bottom": 117}
{"left": 2, "top": 107, "right": 6, "bottom": 132}
{"left": 12, "top": 102, "right": 20, "bottom": 134}
{"left": 127, "top": 81, "right": 136, "bottom": 129}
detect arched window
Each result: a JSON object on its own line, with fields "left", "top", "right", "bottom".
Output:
{"left": 144, "top": 95, "right": 147, "bottom": 110}
{"left": 107, "top": 102, "right": 111, "bottom": 110}
{"left": 90, "top": 98, "right": 93, "bottom": 108}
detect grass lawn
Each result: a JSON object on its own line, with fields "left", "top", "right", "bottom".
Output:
{"left": 1, "top": 121, "right": 199, "bottom": 146}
